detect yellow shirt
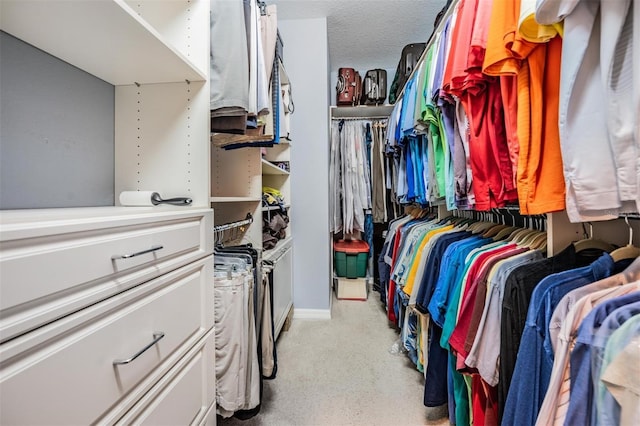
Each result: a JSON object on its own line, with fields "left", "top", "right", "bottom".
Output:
{"left": 402, "top": 225, "right": 454, "bottom": 297}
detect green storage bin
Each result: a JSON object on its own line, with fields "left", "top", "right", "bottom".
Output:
{"left": 333, "top": 240, "right": 369, "bottom": 278}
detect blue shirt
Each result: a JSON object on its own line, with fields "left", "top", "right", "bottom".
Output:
{"left": 565, "top": 294, "right": 640, "bottom": 426}
{"left": 401, "top": 77, "right": 417, "bottom": 138}
{"left": 420, "top": 134, "right": 430, "bottom": 204}
{"left": 415, "top": 231, "right": 472, "bottom": 313}
{"left": 428, "top": 236, "right": 491, "bottom": 327}
{"left": 501, "top": 253, "right": 615, "bottom": 426}
{"left": 386, "top": 103, "right": 401, "bottom": 149}
{"left": 405, "top": 141, "right": 415, "bottom": 202}
{"left": 409, "top": 136, "right": 425, "bottom": 204}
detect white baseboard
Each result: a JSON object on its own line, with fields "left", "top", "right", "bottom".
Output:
{"left": 293, "top": 308, "right": 332, "bottom": 320}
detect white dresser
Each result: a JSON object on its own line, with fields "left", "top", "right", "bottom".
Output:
{"left": 0, "top": 207, "right": 216, "bottom": 425}
{"left": 0, "top": 0, "right": 215, "bottom": 422}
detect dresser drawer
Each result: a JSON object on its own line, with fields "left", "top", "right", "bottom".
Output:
{"left": 0, "top": 208, "right": 213, "bottom": 342}
{"left": 114, "top": 330, "right": 216, "bottom": 426}
{"left": 0, "top": 256, "right": 214, "bottom": 426}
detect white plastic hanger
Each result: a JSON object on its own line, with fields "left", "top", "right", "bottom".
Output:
{"left": 610, "top": 216, "right": 640, "bottom": 263}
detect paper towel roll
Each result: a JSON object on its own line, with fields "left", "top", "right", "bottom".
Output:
{"left": 119, "top": 191, "right": 158, "bottom": 206}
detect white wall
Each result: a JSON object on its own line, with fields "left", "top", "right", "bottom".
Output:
{"left": 278, "top": 18, "right": 331, "bottom": 312}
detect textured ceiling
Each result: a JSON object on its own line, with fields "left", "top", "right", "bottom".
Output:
{"left": 271, "top": 0, "right": 448, "bottom": 72}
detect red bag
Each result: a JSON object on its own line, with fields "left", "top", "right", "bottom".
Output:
{"left": 336, "top": 68, "right": 361, "bottom": 106}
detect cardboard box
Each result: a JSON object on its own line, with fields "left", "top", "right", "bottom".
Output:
{"left": 335, "top": 277, "right": 368, "bottom": 300}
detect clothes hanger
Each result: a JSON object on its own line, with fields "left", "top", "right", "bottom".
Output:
{"left": 573, "top": 222, "right": 616, "bottom": 253}
{"left": 491, "top": 226, "right": 520, "bottom": 241}
{"left": 472, "top": 221, "right": 499, "bottom": 235}
{"left": 610, "top": 216, "right": 640, "bottom": 262}
{"left": 518, "top": 217, "right": 545, "bottom": 246}
{"left": 523, "top": 231, "right": 546, "bottom": 249}
{"left": 464, "top": 212, "right": 484, "bottom": 232}
{"left": 529, "top": 232, "right": 548, "bottom": 252}
{"left": 510, "top": 216, "right": 539, "bottom": 245}
{"left": 512, "top": 229, "right": 536, "bottom": 245}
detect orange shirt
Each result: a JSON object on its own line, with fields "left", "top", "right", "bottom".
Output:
{"left": 525, "top": 35, "right": 565, "bottom": 214}
{"left": 482, "top": 0, "right": 565, "bottom": 214}
{"left": 484, "top": 0, "right": 534, "bottom": 194}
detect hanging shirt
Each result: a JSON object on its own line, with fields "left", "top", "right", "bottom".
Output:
{"left": 535, "top": 0, "right": 638, "bottom": 221}
{"left": 456, "top": 249, "right": 542, "bottom": 379}
{"left": 414, "top": 230, "right": 473, "bottom": 310}
{"left": 402, "top": 225, "right": 456, "bottom": 297}
{"left": 536, "top": 282, "right": 640, "bottom": 426}
{"left": 600, "top": 330, "right": 640, "bottom": 426}
{"left": 565, "top": 294, "right": 640, "bottom": 426}
{"left": 406, "top": 228, "right": 459, "bottom": 302}
{"left": 501, "top": 253, "right": 615, "bottom": 426}
{"left": 429, "top": 236, "right": 493, "bottom": 327}
{"left": 497, "top": 244, "right": 603, "bottom": 422}
{"left": 596, "top": 314, "right": 640, "bottom": 425}
{"left": 518, "top": 0, "right": 562, "bottom": 42}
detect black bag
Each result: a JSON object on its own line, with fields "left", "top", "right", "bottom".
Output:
{"left": 361, "top": 69, "right": 387, "bottom": 105}
{"left": 388, "top": 43, "right": 426, "bottom": 104}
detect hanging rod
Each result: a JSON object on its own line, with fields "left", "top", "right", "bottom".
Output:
{"left": 214, "top": 213, "right": 253, "bottom": 232}
{"left": 331, "top": 116, "right": 390, "bottom": 121}
{"left": 621, "top": 213, "right": 640, "bottom": 220}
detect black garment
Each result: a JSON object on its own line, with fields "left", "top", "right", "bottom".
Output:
{"left": 378, "top": 242, "right": 391, "bottom": 305}
{"left": 372, "top": 222, "right": 388, "bottom": 291}
{"left": 497, "top": 244, "right": 603, "bottom": 422}
{"left": 424, "top": 323, "right": 448, "bottom": 407}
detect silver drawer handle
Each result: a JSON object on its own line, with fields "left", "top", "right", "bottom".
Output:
{"left": 113, "top": 332, "right": 165, "bottom": 365}
{"left": 111, "top": 245, "right": 163, "bottom": 260}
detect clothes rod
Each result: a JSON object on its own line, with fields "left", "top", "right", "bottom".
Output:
{"left": 331, "top": 116, "right": 390, "bottom": 120}
{"left": 214, "top": 213, "right": 253, "bottom": 232}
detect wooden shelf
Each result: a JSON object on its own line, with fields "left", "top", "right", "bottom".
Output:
{"left": 211, "top": 132, "right": 275, "bottom": 148}
{"left": 261, "top": 159, "right": 290, "bottom": 175}
{"left": 330, "top": 105, "right": 394, "bottom": 118}
{"left": 210, "top": 196, "right": 261, "bottom": 203}
{"left": 0, "top": 0, "right": 206, "bottom": 85}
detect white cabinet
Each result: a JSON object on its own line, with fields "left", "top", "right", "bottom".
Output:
{"left": 0, "top": 0, "right": 215, "bottom": 423}
{"left": 265, "top": 240, "right": 293, "bottom": 339}
{"left": 0, "top": 209, "right": 215, "bottom": 425}
{"left": 116, "top": 330, "right": 217, "bottom": 426}
{"left": 0, "top": 208, "right": 212, "bottom": 342}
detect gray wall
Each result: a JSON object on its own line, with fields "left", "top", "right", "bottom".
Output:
{"left": 278, "top": 18, "right": 331, "bottom": 312}
{"left": 0, "top": 31, "right": 114, "bottom": 209}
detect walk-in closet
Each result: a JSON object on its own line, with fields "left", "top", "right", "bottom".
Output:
{"left": 0, "top": 0, "right": 638, "bottom": 425}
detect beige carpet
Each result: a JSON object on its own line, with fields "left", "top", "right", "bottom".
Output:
{"left": 219, "top": 290, "right": 450, "bottom": 426}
